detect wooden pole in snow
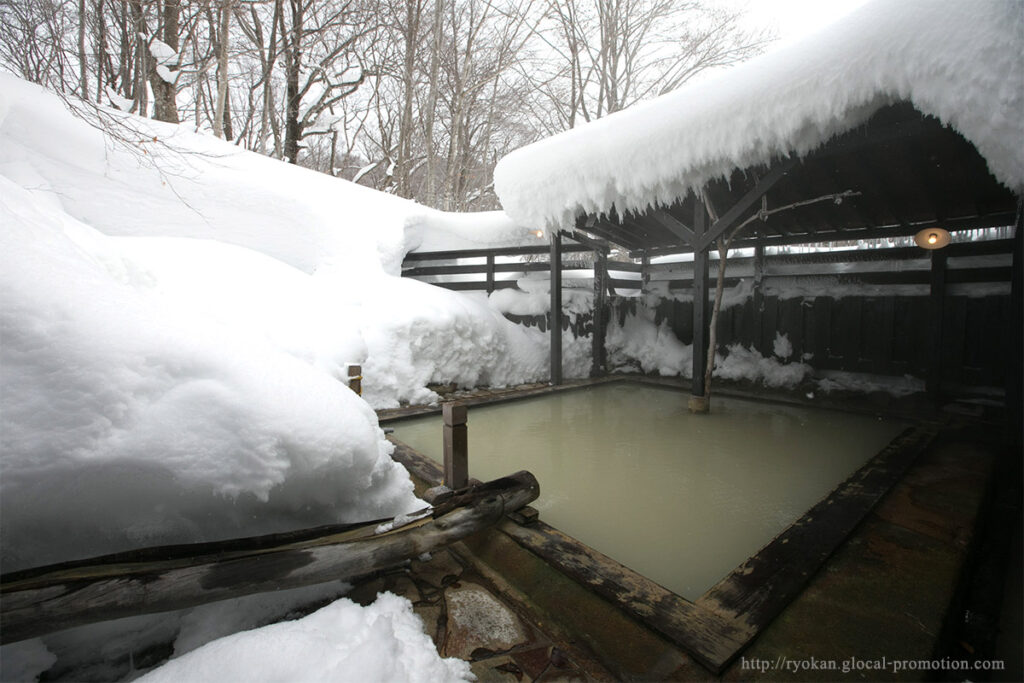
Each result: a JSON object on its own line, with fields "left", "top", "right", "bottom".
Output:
{"left": 346, "top": 364, "right": 362, "bottom": 395}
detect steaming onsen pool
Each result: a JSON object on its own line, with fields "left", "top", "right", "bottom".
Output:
{"left": 390, "top": 383, "right": 907, "bottom": 600}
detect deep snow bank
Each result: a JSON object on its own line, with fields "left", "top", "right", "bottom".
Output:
{"left": 0, "top": 177, "right": 421, "bottom": 570}
{"left": 0, "top": 73, "right": 592, "bottom": 571}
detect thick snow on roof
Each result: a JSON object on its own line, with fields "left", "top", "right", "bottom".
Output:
{"left": 494, "top": 0, "right": 1024, "bottom": 229}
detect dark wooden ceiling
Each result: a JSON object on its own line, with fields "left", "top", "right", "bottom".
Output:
{"left": 574, "top": 102, "right": 1019, "bottom": 256}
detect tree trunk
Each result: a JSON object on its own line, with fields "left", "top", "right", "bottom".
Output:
{"left": 423, "top": 0, "right": 444, "bottom": 206}
{"left": 128, "top": 0, "right": 148, "bottom": 115}
{"left": 395, "top": 0, "right": 421, "bottom": 197}
{"left": 78, "top": 0, "right": 89, "bottom": 100}
{"left": 94, "top": 0, "right": 107, "bottom": 103}
{"left": 213, "top": 1, "right": 230, "bottom": 137}
{"left": 150, "top": 0, "right": 180, "bottom": 123}
{"left": 704, "top": 238, "right": 729, "bottom": 402}
{"left": 282, "top": 0, "right": 303, "bottom": 164}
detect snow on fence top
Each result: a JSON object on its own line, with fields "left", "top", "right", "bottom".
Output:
{"left": 493, "top": 0, "right": 1024, "bottom": 230}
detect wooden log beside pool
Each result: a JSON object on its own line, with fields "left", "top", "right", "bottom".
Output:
{"left": 0, "top": 470, "right": 539, "bottom": 644}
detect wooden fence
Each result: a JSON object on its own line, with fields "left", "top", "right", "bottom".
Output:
{"left": 401, "top": 237, "right": 1015, "bottom": 391}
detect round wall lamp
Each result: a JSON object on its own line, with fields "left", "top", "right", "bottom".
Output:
{"left": 914, "top": 227, "right": 951, "bottom": 250}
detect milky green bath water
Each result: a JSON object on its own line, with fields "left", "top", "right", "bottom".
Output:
{"left": 389, "top": 383, "right": 906, "bottom": 600}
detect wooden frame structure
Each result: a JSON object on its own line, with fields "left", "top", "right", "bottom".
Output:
{"left": 564, "top": 103, "right": 1019, "bottom": 403}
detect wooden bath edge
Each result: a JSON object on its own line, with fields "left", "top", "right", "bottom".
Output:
{"left": 388, "top": 419, "right": 938, "bottom": 674}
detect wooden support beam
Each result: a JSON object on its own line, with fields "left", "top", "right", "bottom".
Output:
{"left": 651, "top": 210, "right": 697, "bottom": 246}
{"left": 0, "top": 471, "right": 541, "bottom": 644}
{"left": 550, "top": 232, "right": 563, "bottom": 385}
{"left": 691, "top": 201, "right": 710, "bottom": 402}
{"left": 594, "top": 218, "right": 648, "bottom": 251}
{"left": 443, "top": 403, "right": 469, "bottom": 489}
{"left": 698, "top": 158, "right": 797, "bottom": 251}
{"left": 561, "top": 229, "right": 610, "bottom": 253}
{"left": 623, "top": 217, "right": 663, "bottom": 247}
{"left": 926, "top": 249, "right": 947, "bottom": 399}
{"left": 592, "top": 251, "right": 608, "bottom": 377}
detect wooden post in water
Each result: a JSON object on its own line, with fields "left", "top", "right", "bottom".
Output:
{"left": 347, "top": 364, "right": 362, "bottom": 395}
{"left": 549, "top": 232, "right": 563, "bottom": 385}
{"left": 753, "top": 236, "right": 765, "bottom": 350}
{"left": 592, "top": 249, "right": 608, "bottom": 377}
{"left": 443, "top": 402, "right": 468, "bottom": 489}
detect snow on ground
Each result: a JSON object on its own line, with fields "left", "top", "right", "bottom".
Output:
{"left": 494, "top": 0, "right": 1023, "bottom": 229}
{"left": 0, "top": 175, "right": 434, "bottom": 570}
{"left": 136, "top": 593, "right": 471, "bottom": 683}
{"left": 0, "top": 73, "right": 554, "bottom": 680}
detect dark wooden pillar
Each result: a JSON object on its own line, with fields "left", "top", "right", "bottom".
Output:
{"left": 926, "top": 249, "right": 947, "bottom": 400}
{"left": 1008, "top": 200, "right": 1022, "bottom": 450}
{"left": 442, "top": 402, "right": 468, "bottom": 490}
{"left": 753, "top": 237, "right": 765, "bottom": 349}
{"left": 592, "top": 250, "right": 608, "bottom": 377}
{"left": 641, "top": 252, "right": 650, "bottom": 296}
{"left": 485, "top": 254, "right": 496, "bottom": 294}
{"left": 550, "top": 232, "right": 563, "bottom": 385}
{"left": 691, "top": 199, "right": 709, "bottom": 400}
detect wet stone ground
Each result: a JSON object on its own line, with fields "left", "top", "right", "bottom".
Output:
{"left": 346, "top": 548, "right": 594, "bottom": 682}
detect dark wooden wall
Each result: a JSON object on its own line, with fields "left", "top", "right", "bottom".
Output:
{"left": 652, "top": 294, "right": 1012, "bottom": 390}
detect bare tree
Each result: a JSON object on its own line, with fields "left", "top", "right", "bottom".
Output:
{"left": 530, "top": 0, "right": 771, "bottom": 131}
{"left": 278, "top": 0, "right": 374, "bottom": 164}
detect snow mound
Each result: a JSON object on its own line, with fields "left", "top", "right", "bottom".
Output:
{"left": 0, "top": 176, "right": 420, "bottom": 570}
{"left": 607, "top": 312, "right": 693, "bottom": 377}
{"left": 494, "top": 0, "right": 1024, "bottom": 228}
{"left": 715, "top": 344, "right": 811, "bottom": 389}
{"left": 137, "top": 593, "right": 472, "bottom": 683}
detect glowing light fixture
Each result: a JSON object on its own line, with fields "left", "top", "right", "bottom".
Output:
{"left": 914, "top": 227, "right": 951, "bottom": 250}
{"left": 533, "top": 229, "right": 545, "bottom": 238}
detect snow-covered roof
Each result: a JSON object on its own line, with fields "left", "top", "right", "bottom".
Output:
{"left": 494, "top": 0, "right": 1024, "bottom": 229}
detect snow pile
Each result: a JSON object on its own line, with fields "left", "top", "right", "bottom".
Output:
{"left": 405, "top": 210, "right": 541, "bottom": 253}
{"left": 606, "top": 311, "right": 810, "bottom": 389}
{"left": 0, "top": 178, "right": 421, "bottom": 570}
{"left": 0, "top": 73, "right": 534, "bottom": 279}
{"left": 494, "top": 0, "right": 1024, "bottom": 229}
{"left": 0, "top": 73, "right": 586, "bottom": 568}
{"left": 606, "top": 311, "right": 693, "bottom": 377}
{"left": 714, "top": 344, "right": 811, "bottom": 389}
{"left": 489, "top": 275, "right": 595, "bottom": 318}
{"left": 773, "top": 332, "right": 794, "bottom": 360}
{"left": 0, "top": 581, "right": 353, "bottom": 681}
{"left": 347, "top": 275, "right": 555, "bottom": 407}
{"left": 137, "top": 593, "right": 471, "bottom": 683}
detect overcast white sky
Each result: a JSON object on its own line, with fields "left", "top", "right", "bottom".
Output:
{"left": 741, "top": 0, "right": 873, "bottom": 46}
